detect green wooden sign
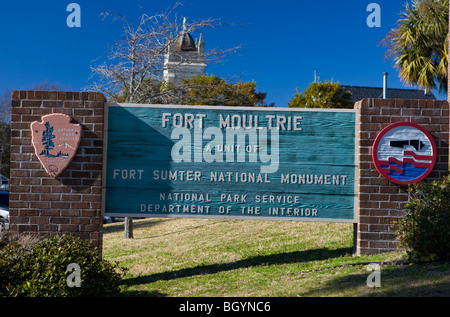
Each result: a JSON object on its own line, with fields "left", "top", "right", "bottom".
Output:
{"left": 104, "top": 104, "right": 356, "bottom": 222}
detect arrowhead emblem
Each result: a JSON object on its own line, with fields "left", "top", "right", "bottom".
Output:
{"left": 31, "top": 114, "right": 82, "bottom": 178}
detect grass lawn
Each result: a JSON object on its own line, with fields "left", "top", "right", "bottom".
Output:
{"left": 102, "top": 218, "right": 450, "bottom": 297}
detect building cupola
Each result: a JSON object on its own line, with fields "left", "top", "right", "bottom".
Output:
{"left": 174, "top": 18, "right": 197, "bottom": 51}
{"left": 163, "top": 17, "right": 206, "bottom": 85}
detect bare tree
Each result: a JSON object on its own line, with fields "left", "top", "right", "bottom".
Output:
{"left": 89, "top": 3, "right": 240, "bottom": 104}
{"left": 0, "top": 89, "right": 12, "bottom": 124}
{"left": 0, "top": 83, "right": 61, "bottom": 179}
{"left": 0, "top": 90, "right": 12, "bottom": 179}
{"left": 89, "top": 4, "right": 242, "bottom": 238}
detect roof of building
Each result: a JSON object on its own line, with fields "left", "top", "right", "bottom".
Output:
{"left": 341, "top": 85, "right": 436, "bottom": 102}
{"left": 173, "top": 18, "right": 199, "bottom": 52}
{"left": 174, "top": 32, "right": 197, "bottom": 51}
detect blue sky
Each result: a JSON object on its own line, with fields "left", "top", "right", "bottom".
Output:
{"left": 0, "top": 0, "right": 445, "bottom": 106}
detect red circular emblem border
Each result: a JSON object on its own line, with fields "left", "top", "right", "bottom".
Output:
{"left": 372, "top": 122, "right": 437, "bottom": 185}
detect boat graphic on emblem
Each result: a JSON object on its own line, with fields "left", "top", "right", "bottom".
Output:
{"left": 372, "top": 122, "right": 437, "bottom": 185}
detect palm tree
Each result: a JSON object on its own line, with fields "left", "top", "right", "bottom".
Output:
{"left": 382, "top": 0, "right": 448, "bottom": 94}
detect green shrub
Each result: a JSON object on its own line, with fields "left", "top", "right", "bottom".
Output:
{"left": 397, "top": 175, "right": 450, "bottom": 262}
{"left": 0, "top": 234, "right": 126, "bottom": 297}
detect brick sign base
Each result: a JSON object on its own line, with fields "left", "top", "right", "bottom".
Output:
{"left": 9, "top": 91, "right": 450, "bottom": 256}
{"left": 9, "top": 91, "right": 105, "bottom": 252}
{"left": 355, "top": 98, "right": 449, "bottom": 255}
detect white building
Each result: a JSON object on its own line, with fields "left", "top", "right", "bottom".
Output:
{"left": 163, "top": 19, "right": 206, "bottom": 85}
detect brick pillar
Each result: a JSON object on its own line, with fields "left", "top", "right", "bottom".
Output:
{"left": 355, "top": 98, "right": 449, "bottom": 255}
{"left": 9, "top": 91, "right": 106, "bottom": 252}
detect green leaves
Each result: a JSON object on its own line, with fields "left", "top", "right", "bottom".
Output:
{"left": 288, "top": 81, "right": 353, "bottom": 109}
{"left": 0, "top": 234, "right": 126, "bottom": 297}
{"left": 382, "top": 0, "right": 448, "bottom": 93}
{"left": 181, "top": 75, "right": 270, "bottom": 107}
{"left": 397, "top": 175, "right": 450, "bottom": 262}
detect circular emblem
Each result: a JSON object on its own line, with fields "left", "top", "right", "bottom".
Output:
{"left": 372, "top": 122, "right": 437, "bottom": 185}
